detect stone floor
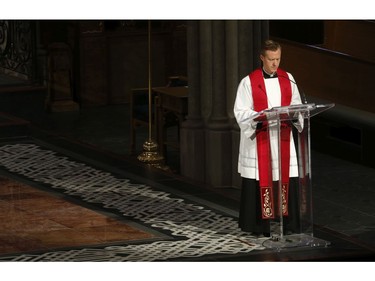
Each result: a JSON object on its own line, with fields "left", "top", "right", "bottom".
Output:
{"left": 0, "top": 83, "right": 373, "bottom": 281}
{"left": 23, "top": 102, "right": 375, "bottom": 252}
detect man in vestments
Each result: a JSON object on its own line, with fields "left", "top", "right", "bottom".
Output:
{"left": 233, "top": 39, "right": 303, "bottom": 236}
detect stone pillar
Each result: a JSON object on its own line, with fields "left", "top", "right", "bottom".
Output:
{"left": 181, "top": 20, "right": 269, "bottom": 189}
{"left": 231, "top": 20, "right": 270, "bottom": 188}
{"left": 45, "top": 42, "right": 80, "bottom": 112}
{"left": 204, "top": 20, "right": 233, "bottom": 187}
{"left": 226, "top": 21, "right": 242, "bottom": 189}
{"left": 180, "top": 21, "right": 206, "bottom": 181}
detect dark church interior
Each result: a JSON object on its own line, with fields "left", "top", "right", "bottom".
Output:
{"left": 0, "top": 19, "right": 374, "bottom": 265}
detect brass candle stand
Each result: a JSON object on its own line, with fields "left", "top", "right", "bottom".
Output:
{"left": 137, "top": 20, "right": 164, "bottom": 168}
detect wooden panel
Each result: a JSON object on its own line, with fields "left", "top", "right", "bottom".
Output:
{"left": 79, "top": 34, "right": 108, "bottom": 106}
{"left": 278, "top": 39, "right": 375, "bottom": 114}
{"left": 107, "top": 33, "right": 168, "bottom": 104}
{"left": 323, "top": 20, "right": 375, "bottom": 63}
{"left": 78, "top": 27, "right": 186, "bottom": 107}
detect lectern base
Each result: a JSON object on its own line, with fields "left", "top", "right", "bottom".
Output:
{"left": 262, "top": 233, "right": 330, "bottom": 251}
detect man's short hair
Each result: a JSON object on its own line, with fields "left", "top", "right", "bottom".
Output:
{"left": 261, "top": 40, "right": 281, "bottom": 56}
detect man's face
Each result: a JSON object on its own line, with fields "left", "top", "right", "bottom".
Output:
{"left": 260, "top": 48, "right": 281, "bottom": 74}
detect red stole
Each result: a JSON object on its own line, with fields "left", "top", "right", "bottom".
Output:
{"left": 249, "top": 68, "right": 292, "bottom": 219}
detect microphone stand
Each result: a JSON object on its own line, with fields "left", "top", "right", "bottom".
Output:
{"left": 278, "top": 74, "right": 308, "bottom": 104}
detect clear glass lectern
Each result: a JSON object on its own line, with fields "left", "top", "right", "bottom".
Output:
{"left": 252, "top": 103, "right": 335, "bottom": 250}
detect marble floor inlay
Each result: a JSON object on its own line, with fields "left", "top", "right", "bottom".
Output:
{"left": 0, "top": 176, "right": 159, "bottom": 256}
{"left": 0, "top": 143, "right": 265, "bottom": 261}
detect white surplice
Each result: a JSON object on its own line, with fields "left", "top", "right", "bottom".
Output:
{"left": 234, "top": 72, "right": 303, "bottom": 180}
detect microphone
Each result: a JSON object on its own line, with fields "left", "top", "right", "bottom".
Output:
{"left": 278, "top": 74, "right": 308, "bottom": 104}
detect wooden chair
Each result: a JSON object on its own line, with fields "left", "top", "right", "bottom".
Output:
{"left": 129, "top": 76, "right": 188, "bottom": 155}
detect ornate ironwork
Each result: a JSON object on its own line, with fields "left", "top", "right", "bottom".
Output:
{"left": 0, "top": 20, "right": 35, "bottom": 80}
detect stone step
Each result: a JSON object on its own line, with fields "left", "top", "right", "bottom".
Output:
{"left": 0, "top": 112, "right": 30, "bottom": 139}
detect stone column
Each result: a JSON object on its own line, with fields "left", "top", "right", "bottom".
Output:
{"left": 231, "top": 20, "right": 269, "bottom": 188}
{"left": 226, "top": 21, "right": 242, "bottom": 189}
{"left": 180, "top": 21, "right": 206, "bottom": 181}
{"left": 181, "top": 20, "right": 269, "bottom": 188}
{"left": 204, "top": 20, "right": 233, "bottom": 187}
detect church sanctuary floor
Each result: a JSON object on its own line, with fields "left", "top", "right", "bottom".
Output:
{"left": 0, "top": 86, "right": 374, "bottom": 262}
